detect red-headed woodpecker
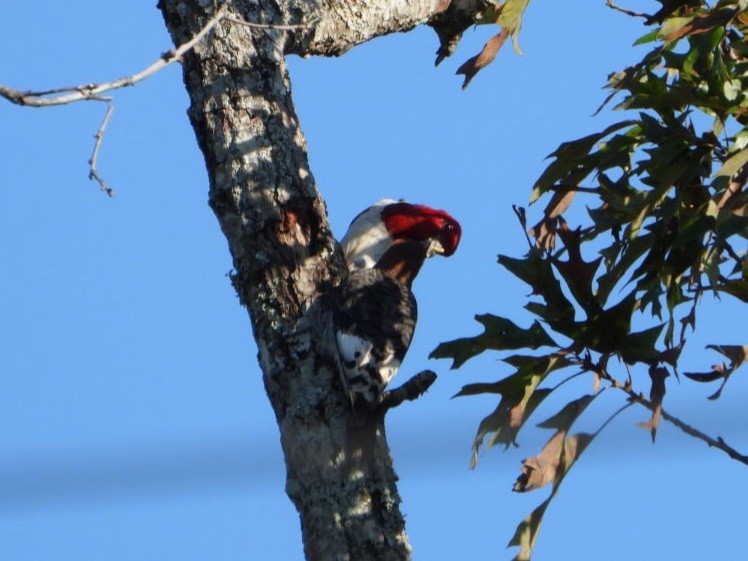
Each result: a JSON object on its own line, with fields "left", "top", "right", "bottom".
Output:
{"left": 340, "top": 199, "right": 461, "bottom": 271}
{"left": 332, "top": 202, "right": 461, "bottom": 409}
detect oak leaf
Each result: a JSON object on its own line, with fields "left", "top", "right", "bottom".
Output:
{"left": 456, "top": 29, "right": 508, "bottom": 89}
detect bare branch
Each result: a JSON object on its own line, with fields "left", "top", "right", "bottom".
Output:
{"left": 0, "top": 3, "right": 229, "bottom": 108}
{"left": 602, "top": 370, "right": 748, "bottom": 466}
{"left": 605, "top": 0, "right": 648, "bottom": 19}
{"left": 286, "top": 0, "right": 443, "bottom": 57}
{"left": 89, "top": 104, "right": 115, "bottom": 197}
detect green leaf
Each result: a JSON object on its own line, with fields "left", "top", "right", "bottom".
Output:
{"left": 596, "top": 233, "right": 656, "bottom": 303}
{"left": 723, "top": 78, "right": 743, "bottom": 101}
{"left": 502, "top": 353, "right": 573, "bottom": 376}
{"left": 459, "top": 353, "right": 574, "bottom": 463}
{"left": 496, "top": 0, "right": 530, "bottom": 56}
{"left": 499, "top": 252, "right": 576, "bottom": 325}
{"left": 659, "top": 16, "right": 695, "bottom": 41}
{"left": 508, "top": 497, "right": 550, "bottom": 561}
{"left": 716, "top": 280, "right": 748, "bottom": 302}
{"left": 633, "top": 29, "right": 660, "bottom": 46}
{"left": 619, "top": 324, "right": 665, "bottom": 364}
{"left": 531, "top": 121, "right": 637, "bottom": 201}
{"left": 553, "top": 226, "right": 604, "bottom": 315}
{"left": 466, "top": 373, "right": 545, "bottom": 465}
{"left": 714, "top": 147, "right": 748, "bottom": 177}
{"left": 715, "top": 215, "right": 748, "bottom": 241}
{"left": 430, "top": 314, "right": 557, "bottom": 369}
{"left": 550, "top": 292, "right": 641, "bottom": 356}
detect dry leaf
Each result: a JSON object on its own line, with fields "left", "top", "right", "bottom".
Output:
{"left": 663, "top": 5, "right": 739, "bottom": 41}
{"left": 528, "top": 190, "right": 576, "bottom": 251}
{"left": 684, "top": 344, "right": 748, "bottom": 399}
{"left": 637, "top": 365, "right": 669, "bottom": 442}
{"left": 456, "top": 29, "right": 508, "bottom": 89}
{"left": 513, "top": 431, "right": 565, "bottom": 492}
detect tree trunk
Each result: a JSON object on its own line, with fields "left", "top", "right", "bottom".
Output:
{"left": 157, "top": 1, "right": 454, "bottom": 559}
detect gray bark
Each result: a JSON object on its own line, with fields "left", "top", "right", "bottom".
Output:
{"left": 157, "top": 1, "right": 462, "bottom": 559}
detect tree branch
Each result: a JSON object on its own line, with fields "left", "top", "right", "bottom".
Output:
{"left": 602, "top": 370, "right": 748, "bottom": 466}
{"left": 285, "top": 0, "right": 445, "bottom": 56}
{"left": 88, "top": 104, "right": 115, "bottom": 197}
{"left": 605, "top": 0, "right": 648, "bottom": 19}
{"left": 0, "top": 3, "right": 229, "bottom": 108}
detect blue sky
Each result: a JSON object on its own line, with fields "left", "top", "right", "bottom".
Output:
{"left": 2, "top": 2, "right": 747, "bottom": 560}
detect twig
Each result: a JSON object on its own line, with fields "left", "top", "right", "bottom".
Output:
{"left": 0, "top": 4, "right": 229, "bottom": 195}
{"left": 381, "top": 370, "right": 437, "bottom": 411}
{"left": 89, "top": 104, "right": 115, "bottom": 197}
{"left": 512, "top": 205, "right": 534, "bottom": 249}
{"left": 605, "top": 0, "right": 648, "bottom": 18}
{"left": 602, "top": 371, "right": 748, "bottom": 466}
{"left": 0, "top": 3, "right": 230, "bottom": 108}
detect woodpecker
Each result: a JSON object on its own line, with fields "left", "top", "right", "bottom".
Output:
{"left": 332, "top": 203, "right": 461, "bottom": 409}
{"left": 340, "top": 199, "right": 461, "bottom": 271}
{"left": 332, "top": 240, "right": 424, "bottom": 408}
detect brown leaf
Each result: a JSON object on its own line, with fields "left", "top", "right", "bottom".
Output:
{"left": 590, "top": 353, "right": 609, "bottom": 393}
{"left": 456, "top": 29, "right": 508, "bottom": 89}
{"left": 513, "top": 431, "right": 565, "bottom": 492}
{"left": 646, "top": 0, "right": 701, "bottom": 25}
{"left": 562, "top": 433, "right": 593, "bottom": 471}
{"left": 528, "top": 189, "right": 576, "bottom": 251}
{"left": 663, "top": 6, "right": 739, "bottom": 41}
{"left": 706, "top": 344, "right": 748, "bottom": 367}
{"left": 684, "top": 344, "right": 748, "bottom": 399}
{"left": 637, "top": 365, "right": 669, "bottom": 442}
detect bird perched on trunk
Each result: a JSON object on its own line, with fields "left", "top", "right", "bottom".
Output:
{"left": 340, "top": 199, "right": 461, "bottom": 271}
{"left": 332, "top": 202, "right": 461, "bottom": 410}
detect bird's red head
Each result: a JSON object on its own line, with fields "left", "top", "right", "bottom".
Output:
{"left": 381, "top": 202, "right": 461, "bottom": 257}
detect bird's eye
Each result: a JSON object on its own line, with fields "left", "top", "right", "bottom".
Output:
{"left": 442, "top": 222, "right": 454, "bottom": 232}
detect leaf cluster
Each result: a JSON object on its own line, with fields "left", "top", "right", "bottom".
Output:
{"left": 433, "top": 2, "right": 748, "bottom": 559}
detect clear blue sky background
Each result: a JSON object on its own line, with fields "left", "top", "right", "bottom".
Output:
{"left": 2, "top": 2, "right": 747, "bottom": 560}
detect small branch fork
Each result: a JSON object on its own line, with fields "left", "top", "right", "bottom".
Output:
{"left": 0, "top": 2, "right": 238, "bottom": 195}
{"left": 598, "top": 365, "right": 748, "bottom": 466}
{"left": 0, "top": 3, "right": 230, "bottom": 108}
{"left": 0, "top": 3, "right": 229, "bottom": 195}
